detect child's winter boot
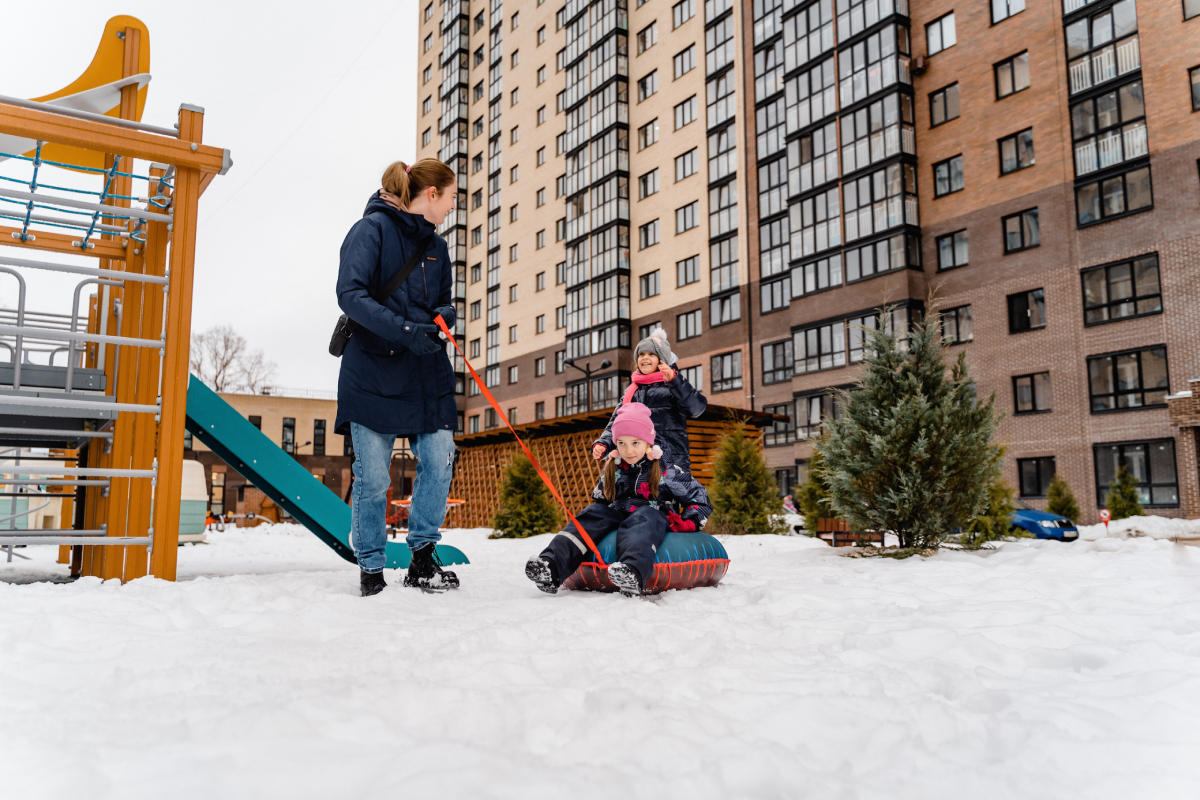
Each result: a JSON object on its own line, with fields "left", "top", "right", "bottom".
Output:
{"left": 607, "top": 562, "right": 643, "bottom": 597}
{"left": 525, "top": 556, "right": 559, "bottom": 594}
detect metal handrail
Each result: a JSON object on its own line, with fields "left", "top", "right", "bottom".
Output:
{"left": 0, "top": 90, "right": 179, "bottom": 138}
{"left": 0, "top": 187, "right": 171, "bottom": 224}
{"left": 0, "top": 255, "right": 168, "bottom": 285}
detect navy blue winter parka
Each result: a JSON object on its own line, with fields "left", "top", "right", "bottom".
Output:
{"left": 334, "top": 194, "right": 457, "bottom": 437}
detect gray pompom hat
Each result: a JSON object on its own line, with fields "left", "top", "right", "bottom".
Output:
{"left": 635, "top": 326, "right": 676, "bottom": 365}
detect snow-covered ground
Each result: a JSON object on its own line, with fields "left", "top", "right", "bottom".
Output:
{"left": 3, "top": 522, "right": 1200, "bottom": 800}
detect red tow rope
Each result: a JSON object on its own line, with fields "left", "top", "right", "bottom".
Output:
{"left": 434, "top": 316, "right": 606, "bottom": 566}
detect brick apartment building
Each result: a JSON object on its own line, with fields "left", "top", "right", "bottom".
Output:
{"left": 417, "top": 0, "right": 1200, "bottom": 523}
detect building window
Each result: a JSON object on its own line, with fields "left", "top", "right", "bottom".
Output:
{"left": 210, "top": 471, "right": 225, "bottom": 514}
{"left": 677, "top": 255, "right": 699, "bottom": 287}
{"left": 508, "top": 365, "right": 519, "bottom": 384}
{"left": 674, "top": 45, "right": 696, "bottom": 79}
{"left": 556, "top": 218, "right": 566, "bottom": 240}
{"left": 637, "top": 22, "right": 657, "bottom": 54}
{"left": 675, "top": 148, "right": 698, "bottom": 181}
{"left": 637, "top": 71, "right": 658, "bottom": 102}
{"left": 1076, "top": 166, "right": 1153, "bottom": 226}
{"left": 676, "top": 201, "right": 699, "bottom": 233}
{"left": 1065, "top": 0, "right": 1140, "bottom": 96}
{"left": 472, "top": 189, "right": 483, "bottom": 209}
{"left": 537, "top": 146, "right": 546, "bottom": 165}
{"left": 508, "top": 284, "right": 518, "bottom": 303}
{"left": 472, "top": 152, "right": 483, "bottom": 172}
{"left": 999, "top": 129, "right": 1035, "bottom": 174}
{"left": 797, "top": 393, "right": 843, "bottom": 441}
{"left": 1191, "top": 66, "right": 1200, "bottom": 111}
{"left": 674, "top": 96, "right": 697, "bottom": 129}
{"left": 424, "top": 3, "right": 433, "bottom": 21}
{"left": 509, "top": 244, "right": 519, "bottom": 262}
{"left": 837, "top": 25, "right": 909, "bottom": 108}
{"left": 471, "top": 226, "right": 482, "bottom": 246}
{"left": 929, "top": 83, "right": 959, "bottom": 127}
{"left": 1003, "top": 208, "right": 1039, "bottom": 253}
{"left": 535, "top": 357, "right": 546, "bottom": 377}
{"left": 470, "top": 338, "right": 481, "bottom": 358}
{"left": 933, "top": 155, "right": 965, "bottom": 197}
{"left": 535, "top": 401, "right": 545, "bottom": 420}
{"left": 538, "top": 24, "right": 546, "bottom": 44}
{"left": 994, "top": 52, "right": 1030, "bottom": 99}
{"left": 763, "top": 403, "right": 796, "bottom": 447}
{"left": 474, "top": 82, "right": 484, "bottom": 102}
{"left": 282, "top": 417, "right": 295, "bottom": 454}
{"left": 638, "top": 118, "right": 659, "bottom": 149}
{"left": 1007, "top": 289, "right": 1046, "bottom": 333}
{"left": 708, "top": 182, "right": 738, "bottom": 238}
{"left": 555, "top": 350, "right": 566, "bottom": 373}
{"left": 183, "top": 429, "right": 193, "bottom": 450}
{"left": 932, "top": 305, "right": 973, "bottom": 348}
{"left": 937, "top": 230, "right": 969, "bottom": 270}
{"left": 791, "top": 255, "right": 842, "bottom": 298}
{"left": 1088, "top": 346, "right": 1169, "bottom": 412}
{"left": 511, "top": 50, "right": 520, "bottom": 69}
{"left": 422, "top": 128, "right": 431, "bottom": 147}
{"left": 537, "top": 230, "right": 546, "bottom": 249}
{"left": 1018, "top": 457, "right": 1055, "bottom": 498}
{"left": 1014, "top": 372, "right": 1052, "bottom": 414}
{"left": 470, "top": 302, "right": 481, "bottom": 322}
{"left": 680, "top": 365, "right": 702, "bottom": 391}
{"left": 556, "top": 305, "right": 566, "bottom": 329}
{"left": 1082, "top": 254, "right": 1162, "bottom": 325}
{"left": 424, "top": 33, "right": 432, "bottom": 52}
{"left": 762, "top": 340, "right": 794, "bottom": 385}
{"left": 1187, "top": 0, "right": 1200, "bottom": 21}
{"left": 511, "top": 127, "right": 519, "bottom": 144}
{"left": 708, "top": 125, "right": 737, "bottom": 183}
{"left": 485, "top": 408, "right": 498, "bottom": 430}
{"left": 992, "top": 0, "right": 1025, "bottom": 24}
{"left": 711, "top": 236, "right": 739, "bottom": 295}
{"left": 248, "top": 415, "right": 262, "bottom": 430}
{"left": 840, "top": 164, "right": 914, "bottom": 243}
{"left": 711, "top": 351, "right": 743, "bottom": 393}
{"left": 794, "top": 322, "right": 846, "bottom": 374}
{"left": 424, "top": 65, "right": 432, "bottom": 84}
{"left": 710, "top": 292, "right": 740, "bottom": 327}
{"left": 511, "top": 11, "right": 519, "bottom": 28}
{"left": 926, "top": 13, "right": 956, "bottom": 56}
{"left": 313, "top": 419, "right": 326, "bottom": 456}
{"left": 423, "top": 96, "right": 432, "bottom": 115}
{"left": 761, "top": 277, "right": 790, "bottom": 314}
{"left": 509, "top": 325, "right": 518, "bottom": 343}
{"left": 639, "top": 219, "right": 660, "bottom": 249}
{"left": 678, "top": 309, "right": 702, "bottom": 341}
{"left": 640, "top": 270, "right": 660, "bottom": 299}
{"left": 674, "top": 0, "right": 695, "bottom": 27}
{"left": 639, "top": 169, "right": 659, "bottom": 199}
{"left": 1070, "top": 81, "right": 1146, "bottom": 177}
{"left": 468, "top": 414, "right": 480, "bottom": 434}
{"left": 1095, "top": 439, "right": 1178, "bottom": 507}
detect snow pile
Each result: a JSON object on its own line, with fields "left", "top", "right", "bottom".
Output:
{"left": 1077, "top": 513, "right": 1200, "bottom": 542}
{"left": 3, "top": 527, "right": 1200, "bottom": 799}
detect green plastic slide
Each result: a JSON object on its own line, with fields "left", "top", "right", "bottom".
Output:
{"left": 184, "top": 375, "right": 468, "bottom": 569}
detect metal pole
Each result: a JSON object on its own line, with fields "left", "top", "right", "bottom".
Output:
{"left": 0, "top": 255, "right": 169, "bottom": 285}
{"left": 0, "top": 87, "right": 180, "bottom": 137}
{"left": 0, "top": 268, "right": 25, "bottom": 391}
{"left": 0, "top": 188, "right": 172, "bottom": 223}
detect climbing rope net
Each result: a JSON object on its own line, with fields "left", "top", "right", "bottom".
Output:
{"left": 0, "top": 144, "right": 173, "bottom": 248}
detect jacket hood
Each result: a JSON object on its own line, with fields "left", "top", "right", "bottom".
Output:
{"left": 362, "top": 192, "right": 436, "bottom": 238}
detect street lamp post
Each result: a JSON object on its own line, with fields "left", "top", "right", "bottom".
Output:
{"left": 562, "top": 358, "right": 612, "bottom": 413}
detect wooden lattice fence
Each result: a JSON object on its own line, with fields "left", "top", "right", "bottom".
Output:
{"left": 444, "top": 404, "right": 781, "bottom": 529}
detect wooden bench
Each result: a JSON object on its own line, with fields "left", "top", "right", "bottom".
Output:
{"left": 815, "top": 517, "right": 884, "bottom": 547}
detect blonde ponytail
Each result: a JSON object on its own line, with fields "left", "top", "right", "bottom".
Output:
{"left": 381, "top": 158, "right": 457, "bottom": 208}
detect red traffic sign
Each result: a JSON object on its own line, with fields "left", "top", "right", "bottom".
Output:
{"left": 1100, "top": 509, "right": 1111, "bottom": 523}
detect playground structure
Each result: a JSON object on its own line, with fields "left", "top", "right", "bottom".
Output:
{"left": 0, "top": 16, "right": 231, "bottom": 580}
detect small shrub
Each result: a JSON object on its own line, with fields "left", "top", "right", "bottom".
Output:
{"left": 490, "top": 454, "right": 562, "bottom": 538}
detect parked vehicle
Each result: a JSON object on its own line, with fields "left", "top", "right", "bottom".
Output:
{"left": 1010, "top": 509, "right": 1078, "bottom": 541}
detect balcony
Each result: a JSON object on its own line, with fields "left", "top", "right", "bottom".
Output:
{"left": 840, "top": 122, "right": 916, "bottom": 176}
{"left": 441, "top": 23, "right": 469, "bottom": 58}
{"left": 489, "top": 75, "right": 503, "bottom": 103}
{"left": 439, "top": 97, "right": 468, "bottom": 133}
{"left": 837, "top": 0, "right": 909, "bottom": 43}
{"left": 439, "top": 133, "right": 468, "bottom": 163}
{"left": 1074, "top": 123, "right": 1148, "bottom": 176}
{"left": 1069, "top": 35, "right": 1139, "bottom": 95}
{"left": 441, "top": 0, "right": 465, "bottom": 28}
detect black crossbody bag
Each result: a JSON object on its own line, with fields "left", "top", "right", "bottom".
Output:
{"left": 329, "top": 233, "right": 433, "bottom": 357}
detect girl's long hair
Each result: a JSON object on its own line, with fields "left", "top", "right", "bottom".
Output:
{"left": 601, "top": 456, "right": 662, "bottom": 502}
{"left": 381, "top": 158, "right": 456, "bottom": 208}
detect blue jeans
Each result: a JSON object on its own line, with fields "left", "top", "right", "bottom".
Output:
{"left": 350, "top": 422, "right": 456, "bottom": 573}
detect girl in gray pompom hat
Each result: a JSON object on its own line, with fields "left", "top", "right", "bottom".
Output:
{"left": 591, "top": 326, "right": 707, "bottom": 472}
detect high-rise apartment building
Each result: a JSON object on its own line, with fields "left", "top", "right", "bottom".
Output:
{"left": 418, "top": 0, "right": 1200, "bottom": 523}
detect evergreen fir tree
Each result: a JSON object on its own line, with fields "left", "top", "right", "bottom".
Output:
{"left": 795, "top": 446, "right": 834, "bottom": 535}
{"left": 1046, "top": 474, "right": 1081, "bottom": 523}
{"left": 816, "top": 304, "right": 1003, "bottom": 551}
{"left": 489, "top": 454, "right": 562, "bottom": 539}
{"left": 962, "top": 467, "right": 1021, "bottom": 548}
{"left": 1105, "top": 465, "right": 1144, "bottom": 520}
{"left": 708, "top": 419, "right": 788, "bottom": 536}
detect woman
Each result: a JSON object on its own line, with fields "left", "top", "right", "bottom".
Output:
{"left": 335, "top": 159, "right": 460, "bottom": 596}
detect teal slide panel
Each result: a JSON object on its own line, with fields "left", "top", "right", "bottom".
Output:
{"left": 184, "top": 375, "right": 468, "bottom": 569}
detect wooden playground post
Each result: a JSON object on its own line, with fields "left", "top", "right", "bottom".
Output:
{"left": 148, "top": 106, "right": 204, "bottom": 581}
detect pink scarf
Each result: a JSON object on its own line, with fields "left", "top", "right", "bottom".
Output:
{"left": 621, "top": 370, "right": 665, "bottom": 406}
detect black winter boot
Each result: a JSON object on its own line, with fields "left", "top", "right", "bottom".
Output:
{"left": 607, "top": 562, "right": 643, "bottom": 597}
{"left": 403, "top": 544, "right": 459, "bottom": 592}
{"left": 525, "top": 557, "right": 560, "bottom": 594}
{"left": 360, "top": 570, "right": 387, "bottom": 597}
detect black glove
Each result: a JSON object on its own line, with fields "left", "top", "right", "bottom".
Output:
{"left": 398, "top": 321, "right": 443, "bottom": 355}
{"left": 433, "top": 304, "right": 456, "bottom": 329}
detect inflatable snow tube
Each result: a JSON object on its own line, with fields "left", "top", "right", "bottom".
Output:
{"left": 562, "top": 530, "right": 729, "bottom": 594}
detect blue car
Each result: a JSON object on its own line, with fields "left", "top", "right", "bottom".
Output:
{"left": 1010, "top": 509, "right": 1079, "bottom": 541}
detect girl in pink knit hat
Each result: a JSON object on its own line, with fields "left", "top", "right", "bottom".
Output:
{"left": 525, "top": 402, "right": 712, "bottom": 597}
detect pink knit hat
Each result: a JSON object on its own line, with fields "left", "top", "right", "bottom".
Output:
{"left": 611, "top": 402, "right": 655, "bottom": 446}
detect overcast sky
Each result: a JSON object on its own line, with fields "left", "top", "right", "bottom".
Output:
{"left": 1, "top": 0, "right": 419, "bottom": 391}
